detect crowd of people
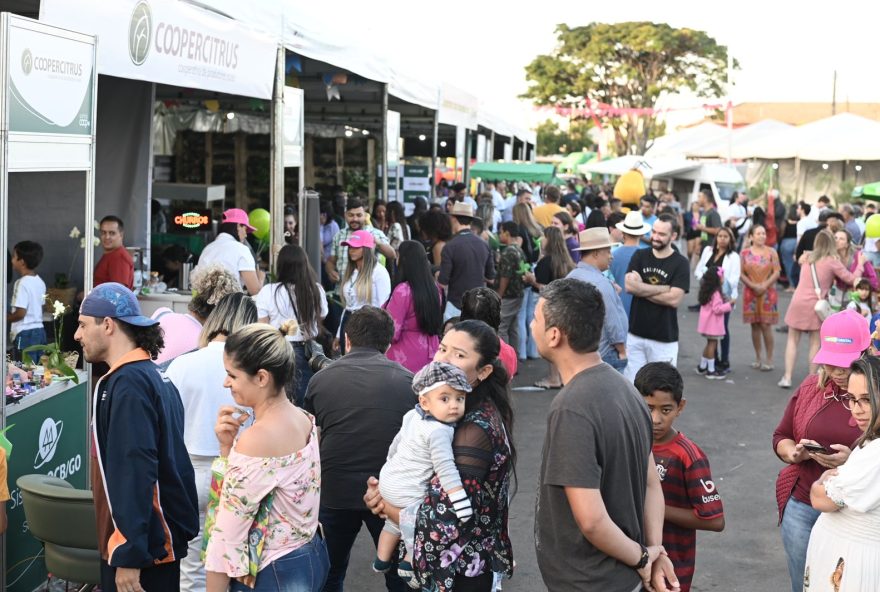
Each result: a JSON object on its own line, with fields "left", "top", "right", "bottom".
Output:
{"left": 55, "top": 177, "right": 880, "bottom": 592}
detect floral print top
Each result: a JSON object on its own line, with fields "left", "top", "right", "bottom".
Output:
{"left": 412, "top": 400, "right": 514, "bottom": 591}
{"left": 203, "top": 414, "right": 321, "bottom": 577}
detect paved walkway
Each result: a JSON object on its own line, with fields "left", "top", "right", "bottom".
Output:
{"left": 349, "top": 292, "right": 807, "bottom": 591}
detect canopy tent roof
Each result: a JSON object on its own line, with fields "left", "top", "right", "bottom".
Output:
{"left": 176, "top": 1, "right": 528, "bottom": 144}
{"left": 645, "top": 122, "right": 729, "bottom": 158}
{"left": 853, "top": 181, "right": 880, "bottom": 201}
{"left": 469, "top": 162, "right": 556, "bottom": 183}
{"left": 580, "top": 155, "right": 697, "bottom": 178}
{"left": 558, "top": 151, "right": 596, "bottom": 172}
{"left": 685, "top": 119, "right": 794, "bottom": 158}
{"left": 578, "top": 155, "right": 743, "bottom": 184}
{"left": 730, "top": 113, "right": 880, "bottom": 161}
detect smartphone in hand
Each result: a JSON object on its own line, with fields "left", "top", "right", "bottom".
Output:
{"left": 803, "top": 442, "right": 832, "bottom": 455}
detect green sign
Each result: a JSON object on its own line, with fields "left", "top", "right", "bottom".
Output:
{"left": 6, "top": 383, "right": 89, "bottom": 591}
{"left": 402, "top": 164, "right": 431, "bottom": 204}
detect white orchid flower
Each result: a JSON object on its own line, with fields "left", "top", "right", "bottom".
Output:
{"left": 80, "top": 237, "right": 87, "bottom": 249}
{"left": 69, "top": 226, "right": 81, "bottom": 239}
{"left": 93, "top": 237, "right": 101, "bottom": 247}
{"left": 52, "top": 300, "right": 66, "bottom": 319}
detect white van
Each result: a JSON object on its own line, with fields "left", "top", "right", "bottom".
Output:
{"left": 660, "top": 163, "right": 747, "bottom": 221}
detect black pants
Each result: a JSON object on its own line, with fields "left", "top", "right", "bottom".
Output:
{"left": 319, "top": 507, "right": 408, "bottom": 592}
{"left": 453, "top": 571, "right": 493, "bottom": 591}
{"left": 100, "top": 559, "right": 180, "bottom": 592}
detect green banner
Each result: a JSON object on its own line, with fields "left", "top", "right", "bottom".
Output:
{"left": 6, "top": 383, "right": 89, "bottom": 592}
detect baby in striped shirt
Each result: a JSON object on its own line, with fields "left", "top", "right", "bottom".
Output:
{"left": 374, "top": 361, "right": 474, "bottom": 582}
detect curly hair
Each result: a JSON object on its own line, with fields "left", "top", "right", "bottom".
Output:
{"left": 188, "top": 263, "right": 240, "bottom": 320}
{"left": 114, "top": 320, "right": 165, "bottom": 360}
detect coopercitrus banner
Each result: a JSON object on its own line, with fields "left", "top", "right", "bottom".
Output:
{"left": 39, "top": 0, "right": 276, "bottom": 99}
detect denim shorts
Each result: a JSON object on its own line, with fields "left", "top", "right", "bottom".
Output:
{"left": 230, "top": 533, "right": 329, "bottom": 592}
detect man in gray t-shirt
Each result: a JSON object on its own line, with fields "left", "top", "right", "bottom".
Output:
{"left": 531, "top": 278, "right": 678, "bottom": 591}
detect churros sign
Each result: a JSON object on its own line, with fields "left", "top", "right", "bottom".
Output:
{"left": 174, "top": 212, "right": 209, "bottom": 229}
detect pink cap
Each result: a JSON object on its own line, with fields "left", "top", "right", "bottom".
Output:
{"left": 222, "top": 208, "right": 256, "bottom": 232}
{"left": 341, "top": 230, "right": 376, "bottom": 249}
{"left": 812, "top": 309, "right": 871, "bottom": 368}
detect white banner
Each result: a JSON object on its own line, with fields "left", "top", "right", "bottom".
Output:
{"left": 386, "top": 110, "right": 401, "bottom": 169}
{"left": 7, "top": 17, "right": 95, "bottom": 136}
{"left": 39, "top": 0, "right": 277, "bottom": 99}
{"left": 283, "top": 86, "right": 304, "bottom": 168}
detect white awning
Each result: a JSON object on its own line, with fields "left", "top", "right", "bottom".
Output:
{"left": 40, "top": 0, "right": 278, "bottom": 99}
{"left": 731, "top": 113, "right": 880, "bottom": 161}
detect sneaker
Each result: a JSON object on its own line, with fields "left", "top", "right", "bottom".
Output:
{"left": 706, "top": 369, "right": 726, "bottom": 380}
{"left": 695, "top": 366, "right": 708, "bottom": 376}
{"left": 778, "top": 376, "right": 792, "bottom": 388}
{"left": 373, "top": 558, "right": 393, "bottom": 574}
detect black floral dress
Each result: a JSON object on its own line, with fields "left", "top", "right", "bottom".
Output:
{"left": 411, "top": 400, "right": 514, "bottom": 591}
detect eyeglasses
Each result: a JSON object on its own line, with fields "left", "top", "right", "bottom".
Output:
{"left": 840, "top": 393, "right": 872, "bottom": 412}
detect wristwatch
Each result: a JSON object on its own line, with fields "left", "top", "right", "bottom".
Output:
{"left": 633, "top": 544, "right": 649, "bottom": 570}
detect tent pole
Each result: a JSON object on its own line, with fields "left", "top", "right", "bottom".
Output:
{"left": 381, "top": 84, "right": 389, "bottom": 203}
{"left": 270, "top": 45, "right": 285, "bottom": 270}
{"left": 463, "top": 128, "right": 471, "bottom": 188}
{"left": 431, "top": 109, "right": 439, "bottom": 199}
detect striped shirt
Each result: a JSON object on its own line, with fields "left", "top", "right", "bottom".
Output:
{"left": 653, "top": 432, "right": 724, "bottom": 592}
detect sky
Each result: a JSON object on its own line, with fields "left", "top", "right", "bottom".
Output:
{"left": 335, "top": 0, "right": 880, "bottom": 131}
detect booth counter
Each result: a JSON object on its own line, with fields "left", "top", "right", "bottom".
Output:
{"left": 137, "top": 291, "right": 194, "bottom": 317}
{"left": 5, "top": 371, "right": 89, "bottom": 591}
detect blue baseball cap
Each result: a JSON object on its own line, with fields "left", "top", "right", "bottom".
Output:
{"left": 80, "top": 283, "right": 158, "bottom": 327}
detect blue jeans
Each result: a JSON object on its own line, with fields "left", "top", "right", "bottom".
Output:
{"left": 230, "top": 534, "right": 329, "bottom": 592}
{"left": 319, "top": 507, "right": 409, "bottom": 592}
{"left": 516, "top": 289, "right": 539, "bottom": 360}
{"left": 780, "top": 496, "right": 820, "bottom": 592}
{"left": 602, "top": 351, "right": 628, "bottom": 373}
{"left": 780, "top": 238, "right": 797, "bottom": 286}
{"left": 291, "top": 343, "right": 314, "bottom": 408}
{"left": 15, "top": 327, "right": 46, "bottom": 364}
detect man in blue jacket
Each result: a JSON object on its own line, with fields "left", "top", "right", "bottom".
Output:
{"left": 75, "top": 282, "right": 198, "bottom": 592}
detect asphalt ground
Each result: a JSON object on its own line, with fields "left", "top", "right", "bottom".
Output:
{"left": 347, "top": 290, "right": 805, "bottom": 592}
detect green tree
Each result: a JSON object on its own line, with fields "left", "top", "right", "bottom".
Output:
{"left": 535, "top": 118, "right": 595, "bottom": 156}
{"left": 523, "top": 22, "right": 733, "bottom": 156}
{"left": 536, "top": 119, "right": 566, "bottom": 156}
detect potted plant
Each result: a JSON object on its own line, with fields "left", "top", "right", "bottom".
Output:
{"left": 23, "top": 298, "right": 78, "bottom": 384}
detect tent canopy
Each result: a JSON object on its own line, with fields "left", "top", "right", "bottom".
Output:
{"left": 469, "top": 162, "right": 556, "bottom": 183}
{"left": 731, "top": 113, "right": 880, "bottom": 161}
{"left": 559, "top": 151, "right": 596, "bottom": 172}
{"left": 686, "top": 119, "right": 793, "bottom": 159}
{"left": 646, "top": 122, "right": 728, "bottom": 158}
{"left": 580, "top": 155, "right": 698, "bottom": 178}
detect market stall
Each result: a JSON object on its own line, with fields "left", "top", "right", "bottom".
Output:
{"left": 0, "top": 14, "right": 97, "bottom": 591}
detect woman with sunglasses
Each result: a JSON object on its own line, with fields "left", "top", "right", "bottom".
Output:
{"left": 772, "top": 310, "right": 871, "bottom": 592}
{"left": 803, "top": 355, "right": 880, "bottom": 590}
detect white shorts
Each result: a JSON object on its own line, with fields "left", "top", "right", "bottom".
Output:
{"left": 623, "top": 333, "right": 679, "bottom": 382}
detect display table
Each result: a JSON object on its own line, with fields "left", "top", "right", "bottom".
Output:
{"left": 137, "top": 291, "right": 193, "bottom": 316}
{"left": 5, "top": 370, "right": 89, "bottom": 592}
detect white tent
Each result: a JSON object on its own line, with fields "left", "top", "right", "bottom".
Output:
{"left": 686, "top": 119, "right": 793, "bottom": 159}
{"left": 645, "top": 122, "right": 729, "bottom": 158}
{"left": 730, "top": 113, "right": 880, "bottom": 161}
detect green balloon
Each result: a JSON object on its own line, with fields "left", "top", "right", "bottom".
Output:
{"left": 867, "top": 214, "right": 880, "bottom": 239}
{"left": 249, "top": 208, "right": 271, "bottom": 240}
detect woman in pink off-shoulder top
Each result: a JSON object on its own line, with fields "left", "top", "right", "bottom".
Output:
{"left": 205, "top": 323, "right": 328, "bottom": 592}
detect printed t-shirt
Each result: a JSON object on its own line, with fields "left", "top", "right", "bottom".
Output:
{"left": 627, "top": 248, "right": 690, "bottom": 343}
{"left": 653, "top": 432, "right": 724, "bottom": 592}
